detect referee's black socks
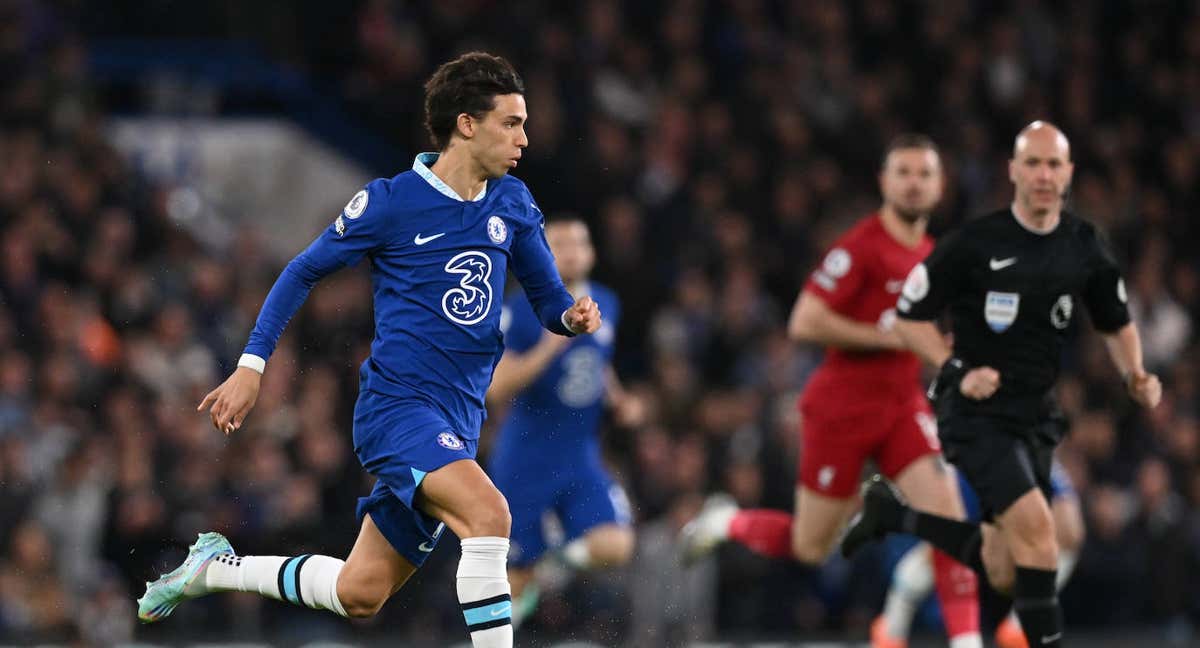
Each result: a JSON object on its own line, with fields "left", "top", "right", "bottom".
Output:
{"left": 1014, "top": 566, "right": 1063, "bottom": 646}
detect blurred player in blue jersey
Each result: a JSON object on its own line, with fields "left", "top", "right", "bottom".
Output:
{"left": 485, "top": 218, "right": 642, "bottom": 625}
{"left": 137, "top": 52, "right": 601, "bottom": 648}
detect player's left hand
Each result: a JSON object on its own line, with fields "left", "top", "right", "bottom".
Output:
{"left": 564, "top": 296, "right": 602, "bottom": 334}
{"left": 1127, "top": 369, "right": 1162, "bottom": 408}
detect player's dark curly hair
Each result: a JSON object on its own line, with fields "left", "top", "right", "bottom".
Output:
{"left": 423, "top": 52, "right": 525, "bottom": 151}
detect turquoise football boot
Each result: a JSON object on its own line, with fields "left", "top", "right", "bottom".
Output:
{"left": 137, "top": 532, "right": 234, "bottom": 623}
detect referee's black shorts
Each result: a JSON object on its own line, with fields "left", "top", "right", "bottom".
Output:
{"left": 938, "top": 415, "right": 1063, "bottom": 520}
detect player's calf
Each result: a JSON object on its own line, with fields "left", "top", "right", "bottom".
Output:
{"left": 337, "top": 558, "right": 400, "bottom": 618}
{"left": 419, "top": 460, "right": 515, "bottom": 647}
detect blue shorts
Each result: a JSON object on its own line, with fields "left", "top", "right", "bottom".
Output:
{"left": 957, "top": 456, "right": 1075, "bottom": 521}
{"left": 489, "top": 453, "right": 631, "bottom": 568}
{"left": 353, "top": 390, "right": 476, "bottom": 567}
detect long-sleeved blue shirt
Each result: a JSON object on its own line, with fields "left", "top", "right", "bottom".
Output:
{"left": 242, "top": 153, "right": 576, "bottom": 439}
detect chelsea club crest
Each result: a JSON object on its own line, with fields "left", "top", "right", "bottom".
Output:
{"left": 437, "top": 432, "right": 464, "bottom": 450}
{"left": 487, "top": 215, "right": 507, "bottom": 243}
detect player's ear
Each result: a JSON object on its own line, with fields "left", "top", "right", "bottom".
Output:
{"left": 1007, "top": 158, "right": 1017, "bottom": 184}
{"left": 456, "top": 112, "right": 476, "bottom": 140}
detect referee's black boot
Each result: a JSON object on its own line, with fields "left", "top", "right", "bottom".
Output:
{"left": 839, "top": 474, "right": 907, "bottom": 558}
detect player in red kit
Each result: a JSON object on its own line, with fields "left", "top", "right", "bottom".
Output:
{"left": 681, "top": 135, "right": 981, "bottom": 648}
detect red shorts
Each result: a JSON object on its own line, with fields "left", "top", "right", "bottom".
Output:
{"left": 798, "top": 387, "right": 940, "bottom": 498}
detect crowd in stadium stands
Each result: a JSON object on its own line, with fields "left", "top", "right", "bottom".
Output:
{"left": 0, "top": 0, "right": 1198, "bottom": 645}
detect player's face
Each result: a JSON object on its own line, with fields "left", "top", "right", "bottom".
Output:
{"left": 468, "top": 93, "right": 528, "bottom": 179}
{"left": 546, "top": 222, "right": 594, "bottom": 283}
{"left": 1009, "top": 130, "right": 1074, "bottom": 217}
{"left": 880, "top": 148, "right": 943, "bottom": 222}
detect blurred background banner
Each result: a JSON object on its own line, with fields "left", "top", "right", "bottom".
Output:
{"left": 107, "top": 118, "right": 369, "bottom": 260}
{"left": 0, "top": 0, "right": 1196, "bottom": 646}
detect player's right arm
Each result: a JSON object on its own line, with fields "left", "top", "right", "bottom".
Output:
{"left": 793, "top": 242, "right": 902, "bottom": 350}
{"left": 787, "top": 290, "right": 903, "bottom": 350}
{"left": 894, "top": 230, "right": 999, "bottom": 400}
{"left": 199, "top": 182, "right": 391, "bottom": 434}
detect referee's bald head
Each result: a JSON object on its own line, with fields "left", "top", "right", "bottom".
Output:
{"left": 1013, "top": 121, "right": 1071, "bottom": 160}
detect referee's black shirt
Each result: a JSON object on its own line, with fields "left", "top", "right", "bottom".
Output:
{"left": 897, "top": 208, "right": 1131, "bottom": 423}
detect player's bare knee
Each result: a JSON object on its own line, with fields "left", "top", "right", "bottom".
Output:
{"left": 1011, "top": 512, "right": 1054, "bottom": 551}
{"left": 1005, "top": 518, "right": 1057, "bottom": 567}
{"left": 790, "top": 534, "right": 832, "bottom": 565}
{"left": 463, "top": 492, "right": 511, "bottom": 538}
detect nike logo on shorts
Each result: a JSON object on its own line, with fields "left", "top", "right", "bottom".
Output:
{"left": 989, "top": 256, "right": 1018, "bottom": 270}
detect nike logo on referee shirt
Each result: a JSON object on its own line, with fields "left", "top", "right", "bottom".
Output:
{"left": 414, "top": 232, "right": 446, "bottom": 245}
{"left": 989, "top": 256, "right": 1018, "bottom": 270}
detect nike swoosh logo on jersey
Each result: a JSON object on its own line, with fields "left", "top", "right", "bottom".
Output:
{"left": 490, "top": 604, "right": 512, "bottom": 617}
{"left": 417, "top": 541, "right": 435, "bottom": 552}
{"left": 1041, "top": 632, "right": 1062, "bottom": 643}
{"left": 414, "top": 232, "right": 446, "bottom": 245}
{"left": 989, "top": 256, "right": 1018, "bottom": 270}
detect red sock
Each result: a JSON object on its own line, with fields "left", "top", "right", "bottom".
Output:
{"left": 727, "top": 509, "right": 794, "bottom": 559}
{"left": 933, "top": 548, "right": 981, "bottom": 639}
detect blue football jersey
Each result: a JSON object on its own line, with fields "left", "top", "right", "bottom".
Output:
{"left": 492, "top": 282, "right": 620, "bottom": 460}
{"left": 242, "top": 153, "right": 576, "bottom": 439}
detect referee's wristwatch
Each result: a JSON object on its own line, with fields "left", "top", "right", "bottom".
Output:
{"left": 928, "top": 357, "right": 968, "bottom": 402}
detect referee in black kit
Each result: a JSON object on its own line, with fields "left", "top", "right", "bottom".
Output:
{"left": 840, "top": 122, "right": 1161, "bottom": 647}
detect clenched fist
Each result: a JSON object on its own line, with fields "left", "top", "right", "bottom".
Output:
{"left": 1127, "top": 370, "right": 1162, "bottom": 409}
{"left": 564, "top": 296, "right": 602, "bottom": 334}
{"left": 959, "top": 366, "right": 1001, "bottom": 400}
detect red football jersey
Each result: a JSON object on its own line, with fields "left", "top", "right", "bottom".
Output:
{"left": 800, "top": 213, "right": 934, "bottom": 410}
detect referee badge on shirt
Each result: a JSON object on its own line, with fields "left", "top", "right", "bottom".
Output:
{"left": 984, "top": 291, "right": 1020, "bottom": 332}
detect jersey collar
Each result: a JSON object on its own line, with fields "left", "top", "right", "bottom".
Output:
{"left": 413, "top": 152, "right": 488, "bottom": 202}
{"left": 1009, "top": 204, "right": 1061, "bottom": 235}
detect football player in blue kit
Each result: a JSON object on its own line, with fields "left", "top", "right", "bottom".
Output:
{"left": 486, "top": 218, "right": 641, "bottom": 625}
{"left": 137, "top": 53, "right": 601, "bottom": 648}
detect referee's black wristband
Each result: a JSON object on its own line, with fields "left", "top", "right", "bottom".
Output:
{"left": 928, "top": 357, "right": 968, "bottom": 401}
